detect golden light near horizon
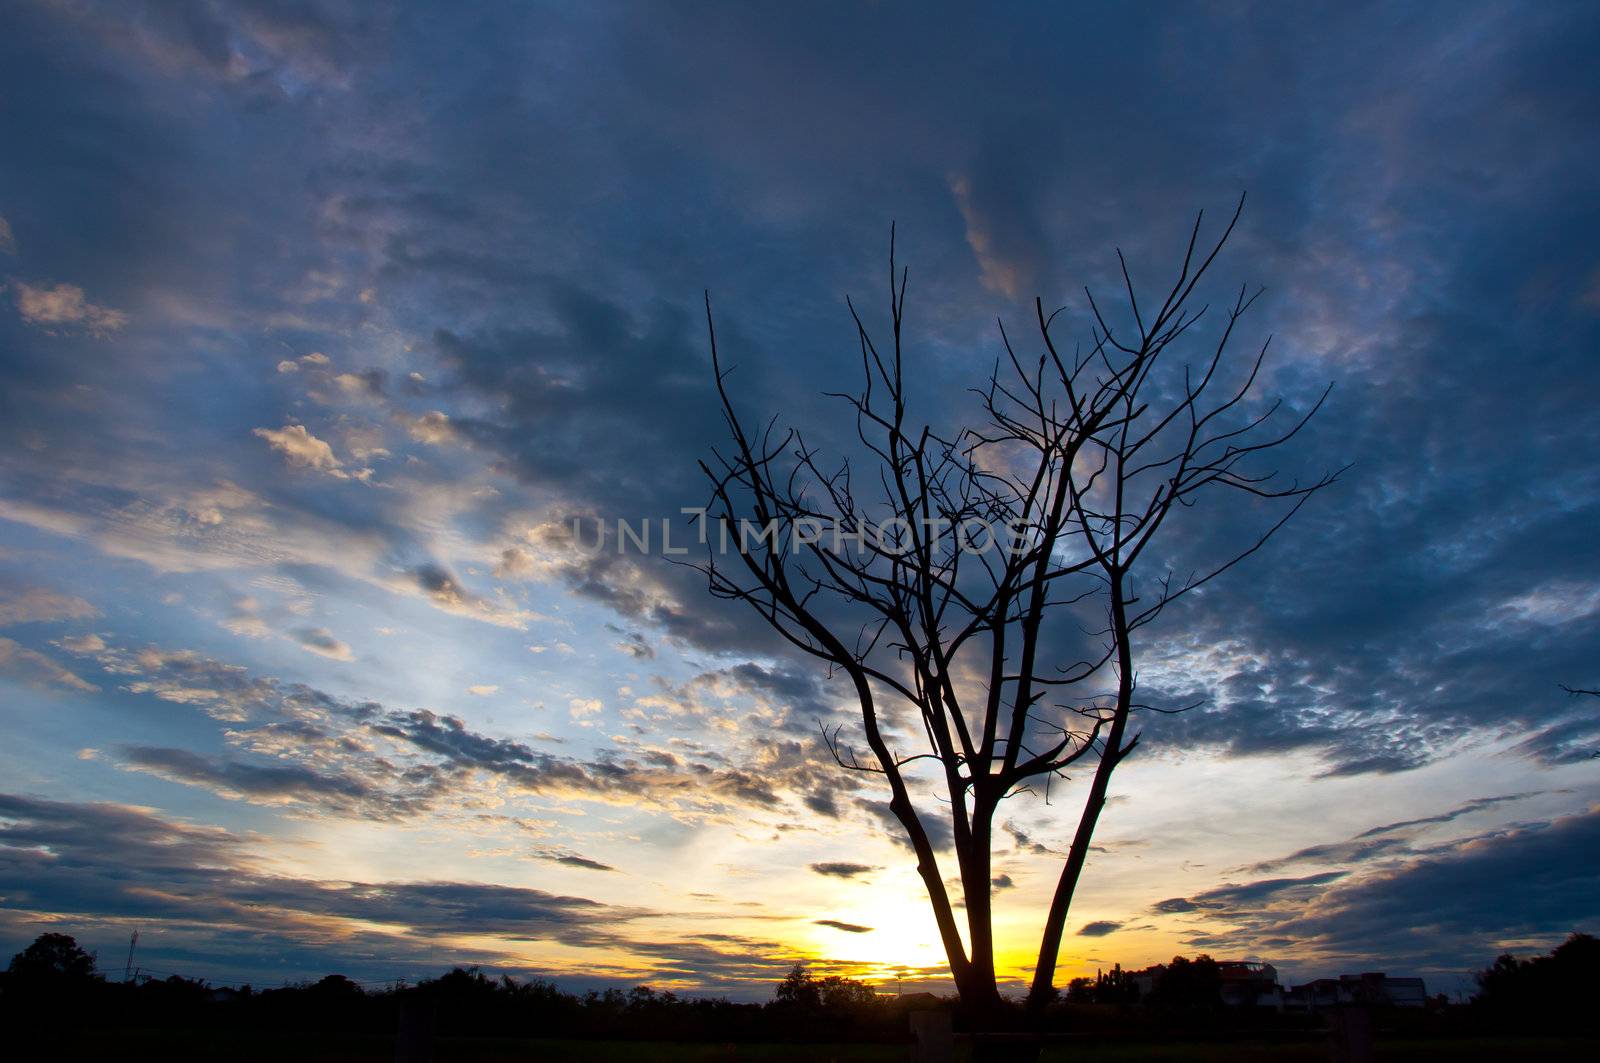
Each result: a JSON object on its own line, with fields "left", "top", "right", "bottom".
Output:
{"left": 807, "top": 887, "right": 949, "bottom": 980}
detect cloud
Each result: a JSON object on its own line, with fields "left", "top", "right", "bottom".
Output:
{"left": 57, "top": 633, "right": 106, "bottom": 654}
{"left": 611, "top": 627, "right": 655, "bottom": 660}
{"left": 120, "top": 744, "right": 402, "bottom": 811}
{"left": 813, "top": 919, "right": 873, "bottom": 934}
{"left": 1161, "top": 809, "right": 1600, "bottom": 977}
{"left": 1077, "top": 920, "right": 1121, "bottom": 937}
{"left": 1152, "top": 897, "right": 1201, "bottom": 914}
{"left": 220, "top": 596, "right": 272, "bottom": 639}
{"left": 802, "top": 791, "right": 841, "bottom": 818}
{"left": 0, "top": 215, "right": 14, "bottom": 254}
{"left": 950, "top": 174, "right": 1033, "bottom": 301}
{"left": 87, "top": 644, "right": 295, "bottom": 722}
{"left": 0, "top": 787, "right": 858, "bottom": 991}
{"left": 864, "top": 798, "right": 954, "bottom": 853}
{"left": 0, "top": 793, "right": 650, "bottom": 979}
{"left": 252, "top": 424, "right": 350, "bottom": 479}
{"left": 535, "top": 851, "right": 617, "bottom": 872}
{"left": 0, "top": 637, "right": 98, "bottom": 692}
{"left": 0, "top": 583, "right": 99, "bottom": 626}
{"left": 1237, "top": 793, "right": 1547, "bottom": 876}
{"left": 72, "top": 636, "right": 826, "bottom": 822}
{"left": 12, "top": 281, "right": 127, "bottom": 333}
{"left": 1161, "top": 871, "right": 1351, "bottom": 914}
{"left": 1515, "top": 715, "right": 1600, "bottom": 766}
{"left": 26, "top": 0, "right": 372, "bottom": 89}
{"left": 292, "top": 627, "right": 354, "bottom": 661}
{"left": 333, "top": 369, "right": 386, "bottom": 397}
{"left": 397, "top": 410, "right": 457, "bottom": 445}
{"left": 403, "top": 563, "right": 530, "bottom": 629}
{"left": 1003, "top": 820, "right": 1056, "bottom": 856}
{"left": 809, "top": 862, "right": 876, "bottom": 879}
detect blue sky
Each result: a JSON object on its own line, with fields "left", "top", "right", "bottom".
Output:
{"left": 1, "top": 0, "right": 1597, "bottom": 998}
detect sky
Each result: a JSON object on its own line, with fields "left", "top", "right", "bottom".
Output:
{"left": 1, "top": 0, "right": 1598, "bottom": 1000}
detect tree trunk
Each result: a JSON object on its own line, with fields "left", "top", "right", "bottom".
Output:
{"left": 962, "top": 811, "right": 998, "bottom": 1002}
{"left": 1028, "top": 582, "right": 1135, "bottom": 1008}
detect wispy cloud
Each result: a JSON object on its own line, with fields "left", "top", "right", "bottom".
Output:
{"left": 12, "top": 281, "right": 127, "bottom": 334}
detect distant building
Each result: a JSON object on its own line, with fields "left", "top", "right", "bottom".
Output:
{"left": 1126, "top": 959, "right": 1285, "bottom": 1008}
{"left": 1120, "top": 962, "right": 1427, "bottom": 1012}
{"left": 1284, "top": 972, "right": 1427, "bottom": 1011}
{"left": 1380, "top": 977, "right": 1427, "bottom": 1007}
{"left": 1217, "top": 961, "right": 1284, "bottom": 1008}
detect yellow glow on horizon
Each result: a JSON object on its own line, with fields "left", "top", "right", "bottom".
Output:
{"left": 808, "top": 888, "right": 949, "bottom": 979}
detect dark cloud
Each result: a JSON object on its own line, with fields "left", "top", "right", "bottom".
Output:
{"left": 291, "top": 626, "right": 353, "bottom": 661}
{"left": 809, "top": 862, "right": 876, "bottom": 879}
{"left": 802, "top": 791, "right": 842, "bottom": 818}
{"left": 1238, "top": 793, "right": 1547, "bottom": 876}
{"left": 0, "top": 792, "right": 633, "bottom": 973}
{"left": 813, "top": 919, "right": 873, "bottom": 934}
{"left": 607, "top": 626, "right": 656, "bottom": 661}
{"left": 1144, "top": 809, "right": 1600, "bottom": 980}
{"left": 1152, "top": 897, "right": 1200, "bottom": 914}
{"left": 536, "top": 851, "right": 618, "bottom": 873}
{"left": 121, "top": 745, "right": 401, "bottom": 814}
{"left": 864, "top": 798, "right": 954, "bottom": 854}
{"left": 1162, "top": 872, "right": 1351, "bottom": 915}
{"left": 1239, "top": 835, "right": 1414, "bottom": 879}
{"left": 405, "top": 563, "right": 527, "bottom": 628}
{"left": 1077, "top": 921, "right": 1121, "bottom": 937}
{"left": 1003, "top": 820, "right": 1055, "bottom": 856}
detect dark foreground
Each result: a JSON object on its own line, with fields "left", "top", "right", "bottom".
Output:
{"left": 31, "top": 1030, "right": 1600, "bottom": 1061}
{"left": 9, "top": 935, "right": 1599, "bottom": 1060}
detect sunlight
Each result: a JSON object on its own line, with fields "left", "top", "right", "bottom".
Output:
{"left": 810, "top": 887, "right": 950, "bottom": 980}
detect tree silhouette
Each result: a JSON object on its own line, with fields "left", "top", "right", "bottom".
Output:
{"left": 1146, "top": 954, "right": 1222, "bottom": 1013}
{"left": 1476, "top": 932, "right": 1600, "bottom": 1030}
{"left": 697, "top": 198, "right": 1338, "bottom": 1013}
{"left": 6, "top": 932, "right": 99, "bottom": 984}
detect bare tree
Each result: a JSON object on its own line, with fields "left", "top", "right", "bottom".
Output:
{"left": 695, "top": 198, "right": 1340, "bottom": 1013}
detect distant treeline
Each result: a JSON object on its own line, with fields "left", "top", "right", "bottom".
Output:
{"left": 1473, "top": 932, "right": 1599, "bottom": 1027}
{"left": 2, "top": 931, "right": 1596, "bottom": 1042}
{"left": 0, "top": 938, "right": 917, "bottom": 1043}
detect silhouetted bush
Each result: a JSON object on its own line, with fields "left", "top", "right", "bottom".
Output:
{"left": 1474, "top": 932, "right": 1600, "bottom": 1033}
{"left": 1065, "top": 963, "right": 1140, "bottom": 1006}
{"left": 1147, "top": 954, "right": 1223, "bottom": 1014}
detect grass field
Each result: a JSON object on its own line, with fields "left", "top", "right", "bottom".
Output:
{"left": 34, "top": 1030, "right": 1600, "bottom": 1061}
